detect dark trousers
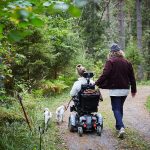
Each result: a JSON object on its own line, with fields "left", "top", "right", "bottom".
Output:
{"left": 110, "top": 96, "right": 127, "bottom": 130}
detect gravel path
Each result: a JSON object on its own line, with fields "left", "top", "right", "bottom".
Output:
{"left": 58, "top": 86, "right": 150, "bottom": 150}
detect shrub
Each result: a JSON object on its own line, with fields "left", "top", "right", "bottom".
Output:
{"left": 138, "top": 80, "right": 150, "bottom": 86}
{"left": 32, "top": 89, "right": 44, "bottom": 98}
{"left": 58, "top": 74, "right": 76, "bottom": 86}
{"left": 93, "top": 60, "right": 104, "bottom": 79}
{"left": 0, "top": 107, "right": 24, "bottom": 123}
{"left": 126, "top": 39, "right": 142, "bottom": 78}
{"left": 38, "top": 79, "right": 69, "bottom": 96}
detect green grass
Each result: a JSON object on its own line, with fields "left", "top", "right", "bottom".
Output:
{"left": 137, "top": 80, "right": 150, "bottom": 86}
{"left": 145, "top": 96, "right": 150, "bottom": 112}
{"left": 0, "top": 91, "right": 70, "bottom": 150}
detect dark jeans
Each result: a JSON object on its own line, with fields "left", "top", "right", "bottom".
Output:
{"left": 110, "top": 96, "right": 127, "bottom": 130}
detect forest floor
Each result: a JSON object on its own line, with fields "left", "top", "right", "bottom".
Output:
{"left": 58, "top": 86, "right": 150, "bottom": 150}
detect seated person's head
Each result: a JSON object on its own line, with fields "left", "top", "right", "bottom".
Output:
{"left": 76, "top": 64, "right": 86, "bottom": 77}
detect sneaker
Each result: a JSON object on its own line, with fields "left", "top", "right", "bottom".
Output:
{"left": 118, "top": 127, "right": 125, "bottom": 138}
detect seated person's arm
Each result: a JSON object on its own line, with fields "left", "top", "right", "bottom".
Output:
{"left": 70, "top": 82, "right": 79, "bottom": 97}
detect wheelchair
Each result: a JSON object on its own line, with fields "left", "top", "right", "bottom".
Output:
{"left": 68, "top": 72, "right": 103, "bottom": 136}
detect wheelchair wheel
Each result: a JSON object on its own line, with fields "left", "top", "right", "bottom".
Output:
{"left": 68, "top": 117, "right": 74, "bottom": 132}
{"left": 78, "top": 127, "right": 83, "bottom": 137}
{"left": 97, "top": 125, "right": 102, "bottom": 136}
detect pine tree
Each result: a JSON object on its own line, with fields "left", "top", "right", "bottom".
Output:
{"left": 118, "top": 0, "right": 125, "bottom": 49}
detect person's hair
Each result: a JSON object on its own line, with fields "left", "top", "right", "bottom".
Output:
{"left": 76, "top": 64, "right": 86, "bottom": 77}
{"left": 107, "top": 50, "right": 125, "bottom": 59}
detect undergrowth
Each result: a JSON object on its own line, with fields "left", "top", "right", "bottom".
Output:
{"left": 0, "top": 91, "right": 70, "bottom": 150}
{"left": 1, "top": 86, "right": 150, "bottom": 150}
{"left": 137, "top": 80, "right": 150, "bottom": 86}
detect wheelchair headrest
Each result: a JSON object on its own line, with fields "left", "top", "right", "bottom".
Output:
{"left": 83, "top": 72, "right": 94, "bottom": 79}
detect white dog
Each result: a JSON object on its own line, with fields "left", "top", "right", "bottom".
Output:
{"left": 56, "top": 105, "right": 66, "bottom": 124}
{"left": 44, "top": 108, "right": 52, "bottom": 130}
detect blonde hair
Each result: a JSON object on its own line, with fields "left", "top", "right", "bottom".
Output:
{"left": 76, "top": 64, "right": 86, "bottom": 77}
{"left": 107, "top": 50, "right": 125, "bottom": 59}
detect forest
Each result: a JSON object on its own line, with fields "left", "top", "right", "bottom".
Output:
{"left": 0, "top": 0, "right": 150, "bottom": 150}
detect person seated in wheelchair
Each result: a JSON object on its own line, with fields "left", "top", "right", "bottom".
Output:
{"left": 70, "top": 65, "right": 96, "bottom": 111}
{"left": 69, "top": 64, "right": 103, "bottom": 135}
{"left": 70, "top": 64, "right": 102, "bottom": 101}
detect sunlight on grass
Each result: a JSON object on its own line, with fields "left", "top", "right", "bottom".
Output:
{"left": 145, "top": 96, "right": 150, "bottom": 112}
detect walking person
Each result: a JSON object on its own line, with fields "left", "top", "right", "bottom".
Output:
{"left": 95, "top": 43, "right": 137, "bottom": 138}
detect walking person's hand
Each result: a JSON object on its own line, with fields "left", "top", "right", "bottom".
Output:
{"left": 131, "top": 92, "right": 136, "bottom": 98}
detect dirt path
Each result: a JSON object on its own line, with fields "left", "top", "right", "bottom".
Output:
{"left": 59, "top": 86, "right": 150, "bottom": 150}
{"left": 124, "top": 86, "right": 150, "bottom": 142}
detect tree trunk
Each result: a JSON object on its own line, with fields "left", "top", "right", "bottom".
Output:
{"left": 106, "top": 0, "right": 110, "bottom": 23}
{"left": 136, "top": 0, "right": 142, "bottom": 50}
{"left": 105, "top": 0, "right": 111, "bottom": 41}
{"left": 144, "top": 0, "right": 150, "bottom": 79}
{"left": 118, "top": 0, "right": 125, "bottom": 50}
{"left": 136, "top": 0, "right": 144, "bottom": 80}
{"left": 127, "top": 10, "right": 132, "bottom": 35}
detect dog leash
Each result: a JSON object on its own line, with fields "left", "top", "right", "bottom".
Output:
{"left": 66, "top": 98, "right": 73, "bottom": 110}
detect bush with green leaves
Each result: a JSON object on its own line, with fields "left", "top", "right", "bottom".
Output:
{"left": 0, "top": 0, "right": 86, "bottom": 94}
{"left": 34, "top": 79, "right": 69, "bottom": 97}
{"left": 126, "top": 39, "right": 142, "bottom": 77}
